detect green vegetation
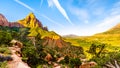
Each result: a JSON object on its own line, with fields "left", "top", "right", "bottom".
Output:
{"left": 0, "top": 61, "right": 8, "bottom": 68}
{"left": 64, "top": 29, "right": 120, "bottom": 67}
{"left": 0, "top": 47, "right": 11, "bottom": 55}
{"left": 0, "top": 21, "right": 120, "bottom": 68}
{"left": 0, "top": 26, "right": 84, "bottom": 68}
{"left": 21, "top": 34, "right": 84, "bottom": 67}
{"left": 0, "top": 31, "right": 12, "bottom": 45}
{"left": 69, "top": 58, "right": 82, "bottom": 68}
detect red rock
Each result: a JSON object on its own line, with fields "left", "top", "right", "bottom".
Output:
{"left": 0, "top": 14, "right": 9, "bottom": 26}
{"left": 9, "top": 22, "right": 24, "bottom": 28}
{"left": 43, "top": 37, "right": 67, "bottom": 48}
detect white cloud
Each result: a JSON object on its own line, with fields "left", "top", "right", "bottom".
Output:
{"left": 84, "top": 20, "right": 89, "bottom": 24}
{"left": 110, "top": 9, "right": 120, "bottom": 15}
{"left": 40, "top": 14, "right": 64, "bottom": 27}
{"left": 14, "top": 0, "right": 35, "bottom": 11}
{"left": 69, "top": 7, "right": 89, "bottom": 24}
{"left": 14, "top": 0, "right": 64, "bottom": 27}
{"left": 55, "top": 26, "right": 99, "bottom": 36}
{"left": 40, "top": 0, "right": 43, "bottom": 7}
{"left": 110, "top": 2, "right": 120, "bottom": 16}
{"left": 47, "top": 0, "right": 73, "bottom": 25}
{"left": 47, "top": 0, "right": 54, "bottom": 7}
{"left": 97, "top": 1, "right": 120, "bottom": 28}
{"left": 97, "top": 15, "right": 120, "bottom": 27}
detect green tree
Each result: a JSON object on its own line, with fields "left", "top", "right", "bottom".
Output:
{"left": 0, "top": 31, "right": 12, "bottom": 45}
{"left": 88, "top": 43, "right": 106, "bottom": 57}
{"left": 69, "top": 58, "right": 82, "bottom": 68}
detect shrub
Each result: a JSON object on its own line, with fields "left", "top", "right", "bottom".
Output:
{"left": 0, "top": 61, "right": 7, "bottom": 68}
{"left": 0, "top": 47, "right": 11, "bottom": 55}
{"left": 69, "top": 58, "right": 82, "bottom": 68}
{"left": 0, "top": 31, "right": 12, "bottom": 45}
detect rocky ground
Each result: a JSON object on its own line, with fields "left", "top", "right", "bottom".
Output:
{"left": 7, "top": 47, "right": 30, "bottom": 68}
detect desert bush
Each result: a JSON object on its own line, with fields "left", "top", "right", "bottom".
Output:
{"left": 69, "top": 58, "right": 82, "bottom": 68}
{"left": 0, "top": 47, "right": 11, "bottom": 55}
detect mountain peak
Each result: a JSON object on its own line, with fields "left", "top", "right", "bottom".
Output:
{"left": 18, "top": 12, "right": 43, "bottom": 28}
{"left": 27, "top": 12, "right": 35, "bottom": 19}
{"left": 0, "top": 13, "right": 66, "bottom": 48}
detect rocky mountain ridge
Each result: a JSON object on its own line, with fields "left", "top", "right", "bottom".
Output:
{"left": 0, "top": 13, "right": 67, "bottom": 48}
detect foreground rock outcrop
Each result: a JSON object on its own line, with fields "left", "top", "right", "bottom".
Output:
{"left": 8, "top": 40, "right": 30, "bottom": 68}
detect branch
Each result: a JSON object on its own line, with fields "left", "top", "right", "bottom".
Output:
{"left": 114, "top": 60, "right": 120, "bottom": 68}
{"left": 105, "top": 62, "right": 115, "bottom": 68}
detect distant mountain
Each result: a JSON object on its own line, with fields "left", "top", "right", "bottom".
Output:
{"left": 63, "top": 34, "right": 79, "bottom": 38}
{"left": 0, "top": 13, "right": 67, "bottom": 48}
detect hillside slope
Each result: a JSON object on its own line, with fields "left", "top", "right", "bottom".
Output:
{"left": 17, "top": 13, "right": 67, "bottom": 48}
{"left": 96, "top": 23, "right": 120, "bottom": 35}
{"left": 64, "top": 23, "right": 120, "bottom": 51}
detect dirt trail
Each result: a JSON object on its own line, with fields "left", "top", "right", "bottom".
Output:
{"left": 7, "top": 47, "right": 30, "bottom": 68}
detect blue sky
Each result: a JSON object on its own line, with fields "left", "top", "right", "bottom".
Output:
{"left": 0, "top": 0, "right": 120, "bottom": 36}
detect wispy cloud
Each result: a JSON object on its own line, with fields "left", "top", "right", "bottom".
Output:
{"left": 97, "top": 15, "right": 120, "bottom": 27}
{"left": 40, "top": 14, "right": 64, "bottom": 27}
{"left": 110, "top": 1, "right": 120, "bottom": 15}
{"left": 92, "top": 7, "right": 105, "bottom": 16}
{"left": 14, "top": 0, "right": 64, "bottom": 27}
{"left": 14, "top": 0, "right": 35, "bottom": 11}
{"left": 69, "top": 6, "right": 89, "bottom": 24}
{"left": 47, "top": 0, "right": 54, "bottom": 7}
{"left": 40, "top": 0, "right": 43, "bottom": 7}
{"left": 47, "top": 0, "right": 73, "bottom": 25}
{"left": 97, "top": 1, "right": 120, "bottom": 27}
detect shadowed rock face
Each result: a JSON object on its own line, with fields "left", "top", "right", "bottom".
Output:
{"left": 9, "top": 22, "right": 24, "bottom": 28}
{"left": 43, "top": 37, "right": 67, "bottom": 48}
{"left": 0, "top": 14, "right": 9, "bottom": 26}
